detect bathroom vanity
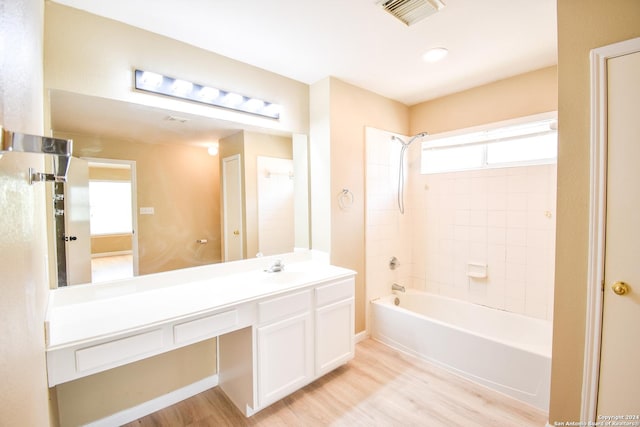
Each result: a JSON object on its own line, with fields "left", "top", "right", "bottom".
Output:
{"left": 45, "top": 251, "right": 355, "bottom": 418}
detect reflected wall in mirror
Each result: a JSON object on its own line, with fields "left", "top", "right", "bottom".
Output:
{"left": 50, "top": 91, "right": 310, "bottom": 286}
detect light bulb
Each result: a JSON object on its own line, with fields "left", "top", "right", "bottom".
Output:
{"left": 171, "top": 79, "right": 193, "bottom": 96}
{"left": 223, "top": 92, "right": 244, "bottom": 107}
{"left": 199, "top": 86, "right": 220, "bottom": 101}
{"left": 207, "top": 142, "right": 219, "bottom": 156}
{"left": 140, "top": 71, "right": 164, "bottom": 88}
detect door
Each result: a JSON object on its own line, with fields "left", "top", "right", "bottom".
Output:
{"left": 64, "top": 157, "right": 92, "bottom": 285}
{"left": 222, "top": 154, "right": 243, "bottom": 261}
{"left": 597, "top": 50, "right": 640, "bottom": 415}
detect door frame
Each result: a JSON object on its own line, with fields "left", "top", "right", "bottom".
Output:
{"left": 582, "top": 36, "right": 640, "bottom": 422}
{"left": 82, "top": 157, "right": 139, "bottom": 277}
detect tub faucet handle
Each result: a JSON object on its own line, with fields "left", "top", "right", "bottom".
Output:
{"left": 389, "top": 256, "right": 399, "bottom": 270}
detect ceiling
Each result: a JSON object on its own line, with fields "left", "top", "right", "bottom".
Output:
{"left": 49, "top": 0, "right": 557, "bottom": 146}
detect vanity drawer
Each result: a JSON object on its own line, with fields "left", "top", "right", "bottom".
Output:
{"left": 174, "top": 309, "right": 238, "bottom": 345}
{"left": 258, "top": 290, "right": 311, "bottom": 324}
{"left": 315, "top": 278, "right": 354, "bottom": 307}
{"left": 75, "top": 329, "right": 164, "bottom": 373}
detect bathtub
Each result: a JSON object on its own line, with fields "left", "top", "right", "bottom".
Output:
{"left": 371, "top": 290, "right": 552, "bottom": 411}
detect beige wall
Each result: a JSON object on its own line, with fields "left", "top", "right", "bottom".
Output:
{"left": 44, "top": 2, "right": 309, "bottom": 138}
{"left": 59, "top": 133, "right": 222, "bottom": 274}
{"left": 410, "top": 66, "right": 558, "bottom": 135}
{"left": 550, "top": 1, "right": 640, "bottom": 423}
{"left": 315, "top": 77, "right": 410, "bottom": 333}
{"left": 0, "top": 0, "right": 55, "bottom": 425}
{"left": 89, "top": 165, "right": 131, "bottom": 181}
{"left": 55, "top": 340, "right": 216, "bottom": 426}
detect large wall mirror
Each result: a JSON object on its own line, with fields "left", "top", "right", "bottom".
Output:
{"left": 49, "top": 89, "right": 310, "bottom": 287}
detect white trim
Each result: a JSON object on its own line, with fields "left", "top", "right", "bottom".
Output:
{"left": 84, "top": 374, "right": 218, "bottom": 427}
{"left": 354, "top": 330, "right": 369, "bottom": 343}
{"left": 421, "top": 111, "right": 557, "bottom": 147}
{"left": 583, "top": 37, "right": 640, "bottom": 423}
{"left": 91, "top": 250, "right": 132, "bottom": 258}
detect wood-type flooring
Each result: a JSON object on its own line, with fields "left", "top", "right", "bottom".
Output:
{"left": 124, "top": 338, "right": 547, "bottom": 427}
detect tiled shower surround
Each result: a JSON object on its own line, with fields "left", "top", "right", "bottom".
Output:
{"left": 366, "top": 128, "right": 556, "bottom": 321}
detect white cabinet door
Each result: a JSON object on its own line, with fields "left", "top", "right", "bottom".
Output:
{"left": 315, "top": 298, "right": 354, "bottom": 376}
{"left": 257, "top": 312, "right": 313, "bottom": 408}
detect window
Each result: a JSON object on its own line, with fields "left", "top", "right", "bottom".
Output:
{"left": 89, "top": 181, "right": 132, "bottom": 235}
{"left": 422, "top": 144, "right": 485, "bottom": 173}
{"left": 421, "top": 115, "right": 557, "bottom": 174}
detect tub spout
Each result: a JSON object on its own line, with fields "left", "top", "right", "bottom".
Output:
{"left": 392, "top": 283, "right": 405, "bottom": 292}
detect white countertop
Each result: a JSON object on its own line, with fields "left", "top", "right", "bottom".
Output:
{"left": 46, "top": 251, "right": 355, "bottom": 350}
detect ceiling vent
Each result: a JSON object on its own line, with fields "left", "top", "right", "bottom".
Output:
{"left": 379, "top": 0, "right": 445, "bottom": 26}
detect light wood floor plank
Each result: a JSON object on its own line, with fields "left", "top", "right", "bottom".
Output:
{"left": 124, "top": 339, "right": 547, "bottom": 427}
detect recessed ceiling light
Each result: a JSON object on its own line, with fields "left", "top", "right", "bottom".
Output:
{"left": 422, "top": 47, "right": 448, "bottom": 63}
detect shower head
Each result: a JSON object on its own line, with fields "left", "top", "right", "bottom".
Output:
{"left": 393, "top": 131, "right": 428, "bottom": 215}
{"left": 392, "top": 132, "right": 428, "bottom": 146}
{"left": 407, "top": 132, "right": 428, "bottom": 145}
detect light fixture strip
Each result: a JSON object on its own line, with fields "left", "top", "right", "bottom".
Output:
{"left": 134, "top": 69, "right": 281, "bottom": 120}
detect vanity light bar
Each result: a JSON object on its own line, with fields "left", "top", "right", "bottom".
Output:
{"left": 134, "top": 69, "right": 281, "bottom": 120}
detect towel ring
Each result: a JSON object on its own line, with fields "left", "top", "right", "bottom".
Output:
{"left": 338, "top": 188, "right": 354, "bottom": 210}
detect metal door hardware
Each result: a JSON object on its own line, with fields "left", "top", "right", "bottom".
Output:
{"left": 612, "top": 281, "right": 630, "bottom": 296}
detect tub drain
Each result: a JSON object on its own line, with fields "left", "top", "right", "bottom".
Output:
{"left": 394, "top": 297, "right": 400, "bottom": 306}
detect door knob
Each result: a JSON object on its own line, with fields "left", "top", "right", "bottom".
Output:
{"left": 233, "top": 230, "right": 240, "bottom": 236}
{"left": 612, "top": 281, "right": 630, "bottom": 296}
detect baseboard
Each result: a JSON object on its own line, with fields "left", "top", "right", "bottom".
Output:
{"left": 354, "top": 330, "right": 369, "bottom": 343}
{"left": 91, "top": 250, "right": 132, "bottom": 258}
{"left": 85, "top": 374, "right": 218, "bottom": 427}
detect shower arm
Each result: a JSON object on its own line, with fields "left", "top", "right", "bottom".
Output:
{"left": 392, "top": 132, "right": 428, "bottom": 147}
